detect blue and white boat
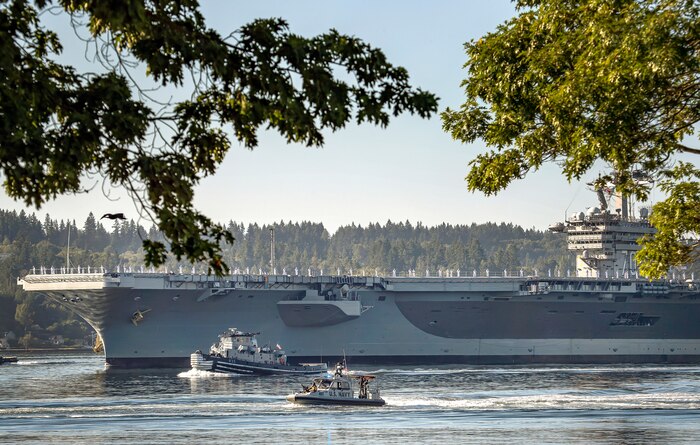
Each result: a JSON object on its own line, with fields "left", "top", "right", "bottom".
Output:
{"left": 190, "top": 328, "right": 327, "bottom": 375}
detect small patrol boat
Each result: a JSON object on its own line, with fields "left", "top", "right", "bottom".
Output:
{"left": 190, "top": 327, "right": 327, "bottom": 375}
{"left": 286, "top": 361, "right": 386, "bottom": 406}
{"left": 0, "top": 356, "right": 18, "bottom": 365}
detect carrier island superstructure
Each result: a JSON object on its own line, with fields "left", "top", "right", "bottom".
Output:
{"left": 18, "top": 190, "right": 700, "bottom": 368}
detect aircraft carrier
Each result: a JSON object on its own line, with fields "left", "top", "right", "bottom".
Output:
{"left": 18, "top": 186, "right": 700, "bottom": 368}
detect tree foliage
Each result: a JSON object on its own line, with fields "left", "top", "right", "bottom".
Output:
{"left": 0, "top": 0, "right": 438, "bottom": 274}
{"left": 442, "top": 0, "right": 699, "bottom": 278}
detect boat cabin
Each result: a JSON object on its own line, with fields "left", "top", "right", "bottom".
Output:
{"left": 210, "top": 327, "right": 287, "bottom": 365}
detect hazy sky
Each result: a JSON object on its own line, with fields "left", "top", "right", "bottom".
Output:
{"left": 0, "top": 1, "right": 674, "bottom": 232}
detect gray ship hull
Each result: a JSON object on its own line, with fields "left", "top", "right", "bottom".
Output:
{"left": 19, "top": 273, "right": 700, "bottom": 368}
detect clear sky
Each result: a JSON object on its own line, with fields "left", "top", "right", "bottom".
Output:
{"left": 0, "top": 1, "right": 673, "bottom": 232}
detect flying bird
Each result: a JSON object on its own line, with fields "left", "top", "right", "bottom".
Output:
{"left": 100, "top": 213, "right": 126, "bottom": 220}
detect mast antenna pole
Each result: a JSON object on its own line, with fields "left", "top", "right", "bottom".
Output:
{"left": 270, "top": 227, "right": 275, "bottom": 273}
{"left": 66, "top": 223, "right": 71, "bottom": 271}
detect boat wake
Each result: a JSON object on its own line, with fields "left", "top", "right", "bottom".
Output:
{"left": 384, "top": 391, "right": 700, "bottom": 411}
{"left": 370, "top": 367, "right": 469, "bottom": 375}
{"left": 177, "top": 369, "right": 237, "bottom": 378}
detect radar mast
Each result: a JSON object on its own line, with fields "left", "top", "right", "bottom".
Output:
{"left": 549, "top": 170, "right": 655, "bottom": 278}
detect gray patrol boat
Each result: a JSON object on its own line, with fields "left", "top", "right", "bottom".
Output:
{"left": 18, "top": 183, "right": 700, "bottom": 368}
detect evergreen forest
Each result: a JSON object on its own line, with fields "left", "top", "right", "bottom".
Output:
{"left": 0, "top": 207, "right": 657, "bottom": 349}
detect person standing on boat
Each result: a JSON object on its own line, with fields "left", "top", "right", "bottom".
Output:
{"left": 359, "top": 377, "right": 369, "bottom": 399}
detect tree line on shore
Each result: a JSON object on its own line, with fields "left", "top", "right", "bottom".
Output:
{"left": 1, "top": 208, "right": 572, "bottom": 349}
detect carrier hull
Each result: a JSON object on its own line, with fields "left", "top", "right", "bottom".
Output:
{"left": 19, "top": 272, "right": 700, "bottom": 368}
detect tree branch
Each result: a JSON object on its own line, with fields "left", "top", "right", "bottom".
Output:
{"left": 677, "top": 143, "right": 700, "bottom": 155}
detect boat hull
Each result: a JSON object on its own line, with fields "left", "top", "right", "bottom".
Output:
{"left": 19, "top": 273, "right": 700, "bottom": 368}
{"left": 191, "top": 352, "right": 327, "bottom": 375}
{"left": 0, "top": 356, "right": 18, "bottom": 365}
{"left": 106, "top": 352, "right": 700, "bottom": 369}
{"left": 286, "top": 394, "right": 386, "bottom": 406}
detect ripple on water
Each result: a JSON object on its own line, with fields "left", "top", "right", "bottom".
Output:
{"left": 3, "top": 353, "right": 700, "bottom": 444}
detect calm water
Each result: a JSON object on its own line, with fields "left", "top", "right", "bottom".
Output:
{"left": 2, "top": 352, "right": 700, "bottom": 444}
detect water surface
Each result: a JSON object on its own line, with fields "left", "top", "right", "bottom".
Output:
{"left": 2, "top": 351, "right": 700, "bottom": 444}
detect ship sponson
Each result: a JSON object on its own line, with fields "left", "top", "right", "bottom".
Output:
{"left": 19, "top": 272, "right": 700, "bottom": 368}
